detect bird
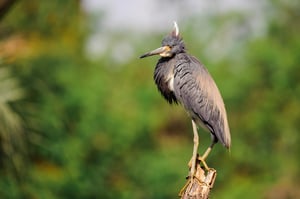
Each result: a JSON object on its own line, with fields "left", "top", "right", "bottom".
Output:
{"left": 140, "top": 22, "right": 231, "bottom": 185}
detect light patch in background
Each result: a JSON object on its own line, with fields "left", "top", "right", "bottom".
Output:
{"left": 111, "top": 41, "right": 134, "bottom": 65}
{"left": 81, "top": 0, "right": 204, "bottom": 33}
{"left": 82, "top": 0, "right": 269, "bottom": 63}
{"left": 85, "top": 33, "right": 109, "bottom": 60}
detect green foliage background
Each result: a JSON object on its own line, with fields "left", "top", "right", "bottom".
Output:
{"left": 0, "top": 1, "right": 299, "bottom": 198}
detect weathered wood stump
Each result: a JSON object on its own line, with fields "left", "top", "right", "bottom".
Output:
{"left": 179, "top": 158, "right": 217, "bottom": 199}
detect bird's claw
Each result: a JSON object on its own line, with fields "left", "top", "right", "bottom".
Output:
{"left": 189, "top": 154, "right": 210, "bottom": 171}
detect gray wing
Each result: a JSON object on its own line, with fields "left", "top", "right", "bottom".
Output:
{"left": 173, "top": 54, "right": 231, "bottom": 148}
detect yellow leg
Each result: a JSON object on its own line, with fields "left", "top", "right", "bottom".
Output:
{"left": 200, "top": 140, "right": 216, "bottom": 161}
{"left": 196, "top": 139, "right": 216, "bottom": 171}
{"left": 178, "top": 120, "right": 199, "bottom": 197}
{"left": 190, "top": 120, "right": 199, "bottom": 178}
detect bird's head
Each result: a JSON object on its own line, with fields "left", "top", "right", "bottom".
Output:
{"left": 140, "top": 22, "right": 186, "bottom": 59}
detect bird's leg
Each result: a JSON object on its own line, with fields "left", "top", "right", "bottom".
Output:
{"left": 201, "top": 141, "right": 215, "bottom": 160}
{"left": 197, "top": 140, "right": 216, "bottom": 171}
{"left": 189, "top": 120, "right": 199, "bottom": 177}
{"left": 188, "top": 120, "right": 213, "bottom": 172}
{"left": 179, "top": 120, "right": 199, "bottom": 196}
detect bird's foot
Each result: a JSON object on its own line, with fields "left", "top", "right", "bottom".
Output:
{"left": 197, "top": 156, "right": 210, "bottom": 171}
{"left": 188, "top": 154, "right": 210, "bottom": 171}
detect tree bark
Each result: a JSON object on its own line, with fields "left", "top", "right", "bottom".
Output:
{"left": 179, "top": 159, "right": 216, "bottom": 199}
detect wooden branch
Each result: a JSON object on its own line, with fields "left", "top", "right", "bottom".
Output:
{"left": 179, "top": 159, "right": 217, "bottom": 199}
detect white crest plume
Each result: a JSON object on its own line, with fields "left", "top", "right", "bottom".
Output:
{"left": 173, "top": 21, "right": 179, "bottom": 36}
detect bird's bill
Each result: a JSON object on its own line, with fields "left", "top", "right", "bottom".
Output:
{"left": 140, "top": 46, "right": 171, "bottom": 58}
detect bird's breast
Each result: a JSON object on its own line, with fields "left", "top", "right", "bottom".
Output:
{"left": 166, "top": 73, "right": 174, "bottom": 91}
{"left": 154, "top": 57, "right": 177, "bottom": 104}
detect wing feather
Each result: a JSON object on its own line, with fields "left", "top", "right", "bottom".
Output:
{"left": 173, "top": 54, "right": 231, "bottom": 148}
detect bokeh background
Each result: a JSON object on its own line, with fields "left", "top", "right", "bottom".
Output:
{"left": 0, "top": 0, "right": 299, "bottom": 198}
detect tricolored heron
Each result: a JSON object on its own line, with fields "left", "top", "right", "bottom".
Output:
{"left": 140, "top": 22, "right": 231, "bottom": 183}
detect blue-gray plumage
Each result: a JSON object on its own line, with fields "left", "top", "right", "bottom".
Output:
{"left": 140, "top": 22, "right": 230, "bottom": 180}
